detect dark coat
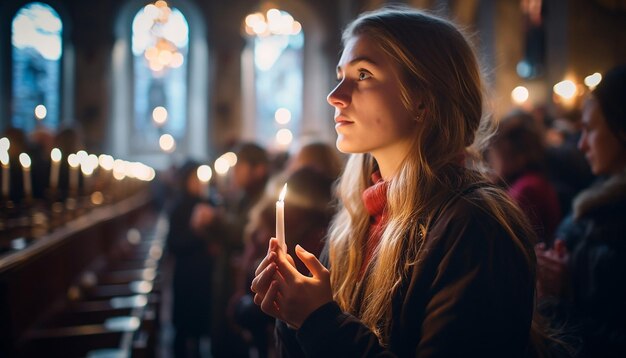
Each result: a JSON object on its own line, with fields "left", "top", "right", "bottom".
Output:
{"left": 167, "top": 193, "right": 214, "bottom": 334}
{"left": 276, "top": 185, "right": 536, "bottom": 357}
{"left": 555, "top": 170, "right": 626, "bottom": 357}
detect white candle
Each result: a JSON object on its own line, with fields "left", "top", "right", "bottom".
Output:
{"left": 50, "top": 148, "right": 62, "bottom": 190}
{"left": 196, "top": 165, "right": 212, "bottom": 199}
{"left": 68, "top": 153, "right": 80, "bottom": 195}
{"left": 81, "top": 162, "right": 94, "bottom": 195}
{"left": 1, "top": 151, "right": 9, "bottom": 199}
{"left": 276, "top": 183, "right": 287, "bottom": 251}
{"left": 19, "top": 153, "right": 32, "bottom": 199}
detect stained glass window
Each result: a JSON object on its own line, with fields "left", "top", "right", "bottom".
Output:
{"left": 131, "top": 2, "right": 188, "bottom": 152}
{"left": 11, "top": 2, "right": 63, "bottom": 132}
{"left": 245, "top": 9, "right": 304, "bottom": 148}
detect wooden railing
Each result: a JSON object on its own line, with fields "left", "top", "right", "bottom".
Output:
{"left": 0, "top": 190, "right": 162, "bottom": 357}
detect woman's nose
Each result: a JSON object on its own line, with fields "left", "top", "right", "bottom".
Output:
{"left": 327, "top": 81, "right": 350, "bottom": 108}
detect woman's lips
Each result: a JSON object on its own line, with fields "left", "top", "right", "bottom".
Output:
{"left": 334, "top": 115, "right": 354, "bottom": 128}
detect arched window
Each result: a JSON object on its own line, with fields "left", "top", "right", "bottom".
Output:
{"left": 131, "top": 2, "right": 189, "bottom": 152}
{"left": 11, "top": 2, "right": 63, "bottom": 132}
{"left": 111, "top": 0, "right": 207, "bottom": 169}
{"left": 244, "top": 9, "right": 304, "bottom": 150}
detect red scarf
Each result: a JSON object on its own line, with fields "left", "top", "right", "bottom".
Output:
{"left": 360, "top": 171, "right": 389, "bottom": 278}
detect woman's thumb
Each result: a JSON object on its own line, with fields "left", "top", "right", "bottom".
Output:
{"left": 295, "top": 245, "right": 327, "bottom": 278}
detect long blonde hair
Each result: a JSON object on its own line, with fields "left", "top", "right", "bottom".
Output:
{"left": 326, "top": 7, "right": 537, "bottom": 346}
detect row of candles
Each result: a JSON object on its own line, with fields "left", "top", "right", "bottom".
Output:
{"left": 0, "top": 136, "right": 156, "bottom": 202}
{"left": 2, "top": 135, "right": 289, "bottom": 248}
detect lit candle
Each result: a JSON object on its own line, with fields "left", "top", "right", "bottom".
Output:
{"left": 68, "top": 153, "right": 80, "bottom": 195}
{"left": 50, "top": 148, "right": 62, "bottom": 191}
{"left": 19, "top": 153, "right": 32, "bottom": 200}
{"left": 276, "top": 183, "right": 287, "bottom": 251}
{"left": 1, "top": 151, "right": 9, "bottom": 199}
{"left": 196, "top": 165, "right": 212, "bottom": 199}
{"left": 81, "top": 161, "right": 94, "bottom": 195}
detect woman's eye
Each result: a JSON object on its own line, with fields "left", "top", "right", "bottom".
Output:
{"left": 358, "top": 71, "right": 372, "bottom": 80}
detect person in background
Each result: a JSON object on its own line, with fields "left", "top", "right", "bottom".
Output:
{"left": 251, "top": 7, "right": 548, "bottom": 357}
{"left": 166, "top": 160, "right": 217, "bottom": 358}
{"left": 284, "top": 141, "right": 345, "bottom": 180}
{"left": 485, "top": 110, "right": 562, "bottom": 244}
{"left": 543, "top": 109, "right": 595, "bottom": 216}
{"left": 190, "top": 142, "right": 270, "bottom": 358}
{"left": 536, "top": 64, "right": 626, "bottom": 358}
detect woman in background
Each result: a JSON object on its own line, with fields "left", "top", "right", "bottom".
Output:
{"left": 486, "top": 110, "right": 562, "bottom": 243}
{"left": 536, "top": 64, "right": 626, "bottom": 358}
{"left": 166, "top": 161, "right": 216, "bottom": 358}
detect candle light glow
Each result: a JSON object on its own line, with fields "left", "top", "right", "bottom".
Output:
{"left": 50, "top": 148, "right": 61, "bottom": 190}
{"left": 0, "top": 137, "right": 9, "bottom": 152}
{"left": 68, "top": 153, "right": 80, "bottom": 194}
{"left": 1, "top": 151, "right": 9, "bottom": 199}
{"left": 197, "top": 165, "right": 212, "bottom": 198}
{"left": 19, "top": 153, "right": 32, "bottom": 199}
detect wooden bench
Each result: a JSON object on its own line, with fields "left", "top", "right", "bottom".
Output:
{"left": 0, "top": 190, "right": 162, "bottom": 357}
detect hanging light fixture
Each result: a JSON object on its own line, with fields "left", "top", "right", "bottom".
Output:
{"left": 244, "top": 6, "right": 302, "bottom": 37}
{"left": 142, "top": 0, "right": 184, "bottom": 73}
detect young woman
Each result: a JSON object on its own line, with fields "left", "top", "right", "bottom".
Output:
{"left": 251, "top": 7, "right": 540, "bottom": 357}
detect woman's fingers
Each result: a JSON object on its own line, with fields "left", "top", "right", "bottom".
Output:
{"left": 255, "top": 238, "right": 281, "bottom": 276}
{"left": 274, "top": 250, "right": 299, "bottom": 282}
{"left": 295, "top": 245, "right": 329, "bottom": 279}
{"left": 253, "top": 292, "right": 264, "bottom": 306}
{"left": 260, "top": 281, "right": 281, "bottom": 317}
{"left": 254, "top": 250, "right": 277, "bottom": 276}
{"left": 251, "top": 260, "right": 277, "bottom": 294}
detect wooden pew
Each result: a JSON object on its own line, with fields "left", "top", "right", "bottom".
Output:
{"left": 0, "top": 191, "right": 155, "bottom": 357}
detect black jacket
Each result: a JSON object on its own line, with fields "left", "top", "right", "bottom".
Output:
{"left": 276, "top": 185, "right": 536, "bottom": 357}
{"left": 556, "top": 170, "right": 626, "bottom": 358}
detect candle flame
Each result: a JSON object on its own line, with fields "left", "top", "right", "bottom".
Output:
{"left": 19, "top": 153, "right": 31, "bottom": 168}
{"left": 279, "top": 183, "right": 287, "bottom": 202}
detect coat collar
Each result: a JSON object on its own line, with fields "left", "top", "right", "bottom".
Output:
{"left": 573, "top": 168, "right": 626, "bottom": 219}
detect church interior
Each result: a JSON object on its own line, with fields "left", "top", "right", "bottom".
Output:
{"left": 1, "top": 0, "right": 626, "bottom": 357}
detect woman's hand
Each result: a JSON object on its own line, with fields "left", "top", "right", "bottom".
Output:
{"left": 251, "top": 238, "right": 333, "bottom": 329}
{"left": 535, "top": 239, "right": 570, "bottom": 299}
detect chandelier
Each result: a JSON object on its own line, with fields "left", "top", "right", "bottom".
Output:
{"left": 244, "top": 7, "right": 302, "bottom": 37}
{"left": 142, "top": 0, "right": 184, "bottom": 72}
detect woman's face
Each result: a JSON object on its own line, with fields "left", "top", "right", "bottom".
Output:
{"left": 578, "top": 97, "right": 626, "bottom": 176}
{"left": 327, "top": 35, "right": 416, "bottom": 160}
